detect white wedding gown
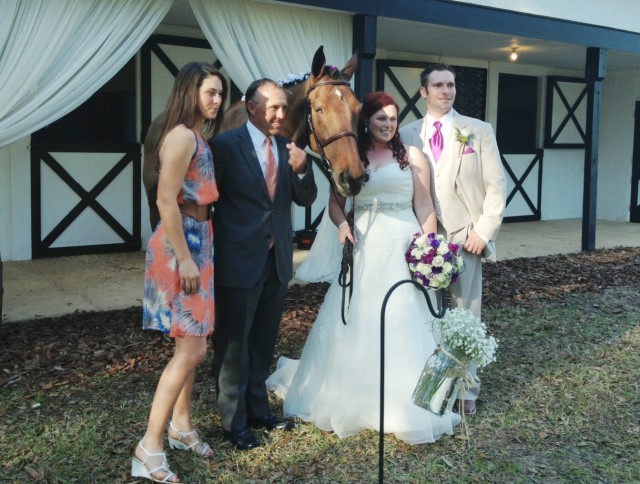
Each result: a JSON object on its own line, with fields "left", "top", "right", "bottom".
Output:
{"left": 267, "top": 161, "right": 460, "bottom": 444}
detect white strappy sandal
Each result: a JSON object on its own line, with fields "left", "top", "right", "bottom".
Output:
{"left": 167, "top": 421, "right": 212, "bottom": 457}
{"left": 131, "top": 441, "right": 180, "bottom": 483}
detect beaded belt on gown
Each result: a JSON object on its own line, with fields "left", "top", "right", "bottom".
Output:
{"left": 353, "top": 200, "right": 412, "bottom": 214}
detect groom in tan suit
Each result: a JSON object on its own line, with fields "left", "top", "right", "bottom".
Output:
{"left": 400, "top": 63, "right": 506, "bottom": 416}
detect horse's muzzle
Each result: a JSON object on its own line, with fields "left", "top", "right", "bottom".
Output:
{"left": 337, "top": 170, "right": 365, "bottom": 197}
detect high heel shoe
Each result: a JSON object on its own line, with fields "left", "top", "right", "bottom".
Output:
{"left": 131, "top": 441, "right": 179, "bottom": 483}
{"left": 167, "top": 421, "right": 212, "bottom": 457}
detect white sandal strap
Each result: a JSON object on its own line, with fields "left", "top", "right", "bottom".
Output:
{"left": 138, "top": 441, "right": 167, "bottom": 462}
{"left": 136, "top": 442, "right": 176, "bottom": 482}
{"left": 199, "top": 442, "right": 211, "bottom": 456}
{"left": 170, "top": 421, "right": 196, "bottom": 441}
{"left": 169, "top": 421, "right": 207, "bottom": 450}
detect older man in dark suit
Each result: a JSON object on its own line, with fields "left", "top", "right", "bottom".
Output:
{"left": 210, "top": 78, "right": 317, "bottom": 450}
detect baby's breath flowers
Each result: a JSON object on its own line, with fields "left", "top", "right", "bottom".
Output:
{"left": 277, "top": 72, "right": 310, "bottom": 88}
{"left": 436, "top": 308, "right": 498, "bottom": 368}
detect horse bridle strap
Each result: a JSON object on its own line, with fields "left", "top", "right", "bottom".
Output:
{"left": 305, "top": 80, "right": 358, "bottom": 173}
{"left": 306, "top": 79, "right": 352, "bottom": 95}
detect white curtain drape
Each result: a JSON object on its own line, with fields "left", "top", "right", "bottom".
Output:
{"left": 189, "top": 0, "right": 352, "bottom": 93}
{"left": 0, "top": 0, "right": 173, "bottom": 148}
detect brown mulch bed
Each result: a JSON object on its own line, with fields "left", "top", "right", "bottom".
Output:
{"left": 1, "top": 247, "right": 639, "bottom": 391}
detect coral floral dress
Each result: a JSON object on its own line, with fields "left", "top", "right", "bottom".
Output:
{"left": 142, "top": 131, "right": 218, "bottom": 337}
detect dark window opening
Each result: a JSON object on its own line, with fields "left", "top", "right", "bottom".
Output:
{"left": 497, "top": 73, "right": 538, "bottom": 153}
{"left": 33, "top": 59, "right": 136, "bottom": 145}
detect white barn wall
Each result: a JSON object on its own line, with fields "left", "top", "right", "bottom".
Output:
{"left": 13, "top": 139, "right": 32, "bottom": 260}
{"left": 0, "top": 137, "right": 32, "bottom": 261}
{"left": 597, "top": 69, "right": 637, "bottom": 221}
{"left": 540, "top": 150, "right": 584, "bottom": 219}
{"left": 0, "top": 146, "right": 12, "bottom": 260}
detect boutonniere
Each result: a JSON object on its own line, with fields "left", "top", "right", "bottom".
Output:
{"left": 454, "top": 127, "right": 475, "bottom": 156}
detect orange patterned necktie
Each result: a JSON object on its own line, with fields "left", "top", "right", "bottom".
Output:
{"left": 264, "top": 136, "right": 277, "bottom": 200}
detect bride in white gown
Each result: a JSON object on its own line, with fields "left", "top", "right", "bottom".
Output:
{"left": 267, "top": 92, "right": 460, "bottom": 444}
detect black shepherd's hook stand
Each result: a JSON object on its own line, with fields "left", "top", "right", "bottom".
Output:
{"left": 378, "top": 281, "right": 447, "bottom": 483}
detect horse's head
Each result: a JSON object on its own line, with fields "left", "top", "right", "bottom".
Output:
{"left": 294, "top": 46, "right": 365, "bottom": 197}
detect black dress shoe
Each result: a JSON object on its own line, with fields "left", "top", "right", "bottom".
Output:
{"left": 223, "top": 427, "right": 260, "bottom": 450}
{"left": 248, "top": 414, "right": 296, "bottom": 431}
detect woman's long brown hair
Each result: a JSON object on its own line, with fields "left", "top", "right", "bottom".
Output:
{"left": 154, "top": 62, "right": 227, "bottom": 165}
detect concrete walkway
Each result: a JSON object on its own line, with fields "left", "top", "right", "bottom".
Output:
{"left": 2, "top": 219, "right": 639, "bottom": 323}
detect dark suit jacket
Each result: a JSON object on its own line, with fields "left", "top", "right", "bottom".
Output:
{"left": 210, "top": 124, "right": 317, "bottom": 288}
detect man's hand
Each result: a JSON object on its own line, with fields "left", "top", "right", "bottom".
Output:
{"left": 464, "top": 230, "right": 487, "bottom": 256}
{"left": 287, "top": 142, "right": 307, "bottom": 174}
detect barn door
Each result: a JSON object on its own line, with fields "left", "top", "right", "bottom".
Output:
{"left": 30, "top": 60, "right": 141, "bottom": 258}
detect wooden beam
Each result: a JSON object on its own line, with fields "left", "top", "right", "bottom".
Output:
{"left": 352, "top": 14, "right": 377, "bottom": 99}
{"left": 275, "top": 0, "right": 640, "bottom": 54}
{"left": 582, "top": 47, "right": 607, "bottom": 252}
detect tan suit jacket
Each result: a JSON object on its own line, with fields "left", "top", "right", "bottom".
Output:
{"left": 400, "top": 110, "right": 506, "bottom": 262}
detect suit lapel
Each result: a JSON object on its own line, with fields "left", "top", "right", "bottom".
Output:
{"left": 411, "top": 121, "right": 424, "bottom": 151}
{"left": 444, "top": 111, "right": 468, "bottom": 174}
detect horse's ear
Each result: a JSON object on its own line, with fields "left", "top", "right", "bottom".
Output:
{"left": 341, "top": 50, "right": 359, "bottom": 81}
{"left": 311, "top": 45, "right": 326, "bottom": 79}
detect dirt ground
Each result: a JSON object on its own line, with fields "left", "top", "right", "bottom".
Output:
{"left": 1, "top": 246, "right": 639, "bottom": 390}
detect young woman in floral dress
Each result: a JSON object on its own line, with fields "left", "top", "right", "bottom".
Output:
{"left": 132, "top": 62, "right": 226, "bottom": 483}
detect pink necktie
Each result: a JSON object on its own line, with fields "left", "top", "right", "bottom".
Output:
{"left": 264, "top": 136, "right": 277, "bottom": 200}
{"left": 430, "top": 121, "right": 443, "bottom": 162}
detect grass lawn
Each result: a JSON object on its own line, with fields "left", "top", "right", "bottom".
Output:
{"left": 1, "top": 284, "right": 639, "bottom": 483}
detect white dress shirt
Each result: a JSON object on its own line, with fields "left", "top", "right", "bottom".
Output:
{"left": 247, "top": 120, "right": 278, "bottom": 177}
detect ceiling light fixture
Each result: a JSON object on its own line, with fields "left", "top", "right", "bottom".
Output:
{"left": 510, "top": 47, "right": 519, "bottom": 62}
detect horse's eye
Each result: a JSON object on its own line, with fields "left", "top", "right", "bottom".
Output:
{"left": 314, "top": 107, "right": 323, "bottom": 114}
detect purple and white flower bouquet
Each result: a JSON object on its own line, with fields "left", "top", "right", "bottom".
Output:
{"left": 405, "top": 232, "right": 464, "bottom": 290}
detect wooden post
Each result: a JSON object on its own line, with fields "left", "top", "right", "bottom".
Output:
{"left": 352, "top": 14, "right": 377, "bottom": 99}
{"left": 582, "top": 47, "right": 607, "bottom": 252}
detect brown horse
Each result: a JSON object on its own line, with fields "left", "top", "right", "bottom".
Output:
{"left": 143, "top": 46, "right": 364, "bottom": 228}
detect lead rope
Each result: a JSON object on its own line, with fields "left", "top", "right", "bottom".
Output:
{"left": 333, "top": 189, "right": 353, "bottom": 325}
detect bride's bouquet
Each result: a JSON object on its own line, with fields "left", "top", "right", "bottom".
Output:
{"left": 413, "top": 308, "right": 498, "bottom": 415}
{"left": 405, "top": 232, "right": 464, "bottom": 290}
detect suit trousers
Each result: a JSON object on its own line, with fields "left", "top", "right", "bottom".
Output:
{"left": 212, "top": 249, "right": 288, "bottom": 432}
{"left": 450, "top": 248, "right": 482, "bottom": 400}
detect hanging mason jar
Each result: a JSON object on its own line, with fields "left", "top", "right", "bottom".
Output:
{"left": 412, "top": 345, "right": 468, "bottom": 415}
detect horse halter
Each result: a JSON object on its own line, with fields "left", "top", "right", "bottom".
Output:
{"left": 305, "top": 80, "right": 358, "bottom": 174}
